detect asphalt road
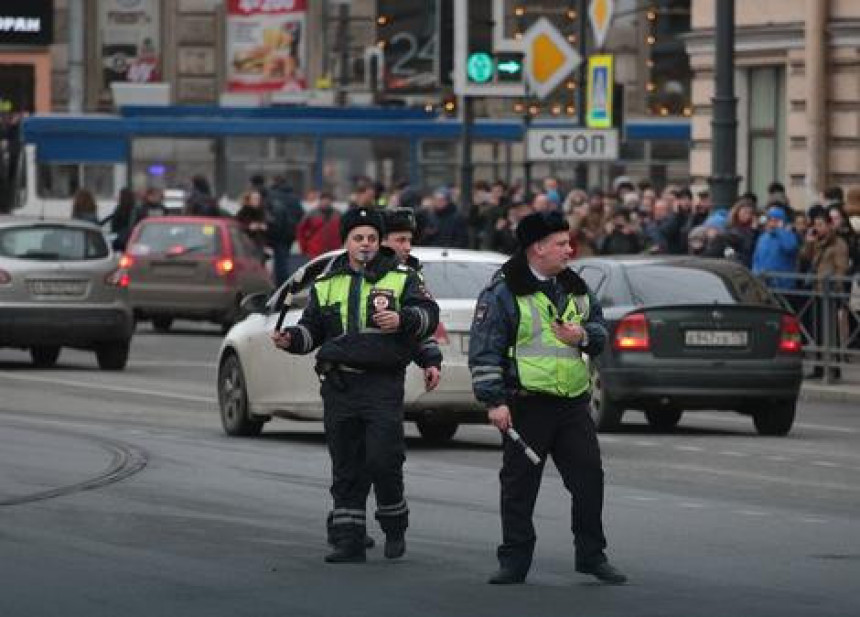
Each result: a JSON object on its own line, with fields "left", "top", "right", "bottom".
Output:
{"left": 1, "top": 322, "right": 858, "bottom": 617}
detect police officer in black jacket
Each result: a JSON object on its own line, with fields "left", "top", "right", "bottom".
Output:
{"left": 468, "top": 211, "right": 627, "bottom": 585}
{"left": 272, "top": 207, "right": 439, "bottom": 563}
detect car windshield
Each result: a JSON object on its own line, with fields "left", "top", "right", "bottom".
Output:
{"left": 0, "top": 225, "right": 109, "bottom": 261}
{"left": 130, "top": 222, "right": 221, "bottom": 257}
{"left": 421, "top": 260, "right": 501, "bottom": 300}
{"left": 625, "top": 263, "right": 776, "bottom": 306}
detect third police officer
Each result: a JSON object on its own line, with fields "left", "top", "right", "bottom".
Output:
{"left": 468, "top": 210, "right": 627, "bottom": 585}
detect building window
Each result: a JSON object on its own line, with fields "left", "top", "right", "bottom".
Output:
{"left": 130, "top": 138, "right": 215, "bottom": 195}
{"left": 747, "top": 66, "right": 785, "bottom": 201}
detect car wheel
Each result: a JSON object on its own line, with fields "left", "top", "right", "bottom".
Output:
{"left": 644, "top": 407, "right": 683, "bottom": 431}
{"left": 96, "top": 341, "right": 130, "bottom": 371}
{"left": 30, "top": 345, "right": 61, "bottom": 368}
{"left": 590, "top": 366, "right": 624, "bottom": 432}
{"left": 753, "top": 400, "right": 796, "bottom": 436}
{"left": 415, "top": 417, "right": 458, "bottom": 445}
{"left": 218, "top": 352, "right": 264, "bottom": 437}
{"left": 152, "top": 317, "right": 173, "bottom": 333}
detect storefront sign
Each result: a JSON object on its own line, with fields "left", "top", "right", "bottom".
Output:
{"left": 99, "top": 0, "right": 161, "bottom": 90}
{"left": 226, "top": 0, "right": 307, "bottom": 94}
{"left": 0, "top": 0, "right": 53, "bottom": 46}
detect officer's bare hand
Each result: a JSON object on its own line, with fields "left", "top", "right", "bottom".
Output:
{"left": 271, "top": 330, "right": 292, "bottom": 349}
{"left": 551, "top": 321, "right": 585, "bottom": 346}
{"left": 373, "top": 309, "right": 401, "bottom": 331}
{"left": 488, "top": 404, "right": 512, "bottom": 431}
{"left": 424, "top": 366, "right": 441, "bottom": 391}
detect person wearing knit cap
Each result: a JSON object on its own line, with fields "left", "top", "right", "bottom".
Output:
{"left": 273, "top": 205, "right": 440, "bottom": 564}
{"left": 468, "top": 210, "right": 627, "bottom": 585}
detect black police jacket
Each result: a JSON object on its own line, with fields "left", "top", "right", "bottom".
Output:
{"left": 467, "top": 251, "right": 608, "bottom": 408}
{"left": 283, "top": 247, "right": 439, "bottom": 371}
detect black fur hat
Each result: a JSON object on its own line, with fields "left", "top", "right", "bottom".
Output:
{"left": 340, "top": 207, "right": 384, "bottom": 242}
{"left": 516, "top": 210, "right": 570, "bottom": 249}
{"left": 384, "top": 208, "right": 417, "bottom": 235}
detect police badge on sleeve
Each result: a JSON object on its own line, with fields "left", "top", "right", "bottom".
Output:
{"left": 367, "top": 288, "right": 396, "bottom": 327}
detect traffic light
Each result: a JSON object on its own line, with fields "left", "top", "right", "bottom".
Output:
{"left": 455, "top": 0, "right": 524, "bottom": 96}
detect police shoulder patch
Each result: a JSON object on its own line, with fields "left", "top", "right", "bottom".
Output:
{"left": 473, "top": 301, "right": 489, "bottom": 326}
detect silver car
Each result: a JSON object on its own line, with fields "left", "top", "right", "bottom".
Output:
{"left": 0, "top": 217, "right": 134, "bottom": 370}
{"left": 217, "top": 248, "right": 508, "bottom": 444}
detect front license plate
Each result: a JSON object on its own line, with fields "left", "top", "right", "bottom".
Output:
{"left": 685, "top": 330, "right": 748, "bottom": 347}
{"left": 28, "top": 280, "right": 87, "bottom": 297}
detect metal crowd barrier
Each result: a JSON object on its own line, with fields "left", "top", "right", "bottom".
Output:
{"left": 759, "top": 271, "right": 860, "bottom": 383}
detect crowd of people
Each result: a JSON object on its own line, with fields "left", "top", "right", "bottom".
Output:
{"left": 88, "top": 172, "right": 860, "bottom": 301}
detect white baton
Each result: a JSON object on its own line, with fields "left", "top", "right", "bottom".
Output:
{"left": 505, "top": 428, "right": 541, "bottom": 465}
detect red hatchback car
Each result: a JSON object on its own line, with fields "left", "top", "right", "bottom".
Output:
{"left": 124, "top": 216, "right": 273, "bottom": 333}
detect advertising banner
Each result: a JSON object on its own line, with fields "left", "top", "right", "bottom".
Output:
{"left": 99, "top": 0, "right": 161, "bottom": 89}
{"left": 226, "top": 0, "right": 307, "bottom": 93}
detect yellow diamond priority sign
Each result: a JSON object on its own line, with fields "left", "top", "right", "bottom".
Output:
{"left": 524, "top": 17, "right": 582, "bottom": 100}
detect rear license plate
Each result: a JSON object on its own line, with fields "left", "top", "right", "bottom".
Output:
{"left": 28, "top": 280, "right": 87, "bottom": 297}
{"left": 685, "top": 330, "right": 748, "bottom": 347}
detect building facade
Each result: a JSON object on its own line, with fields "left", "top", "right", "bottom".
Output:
{"left": 687, "top": 0, "right": 860, "bottom": 207}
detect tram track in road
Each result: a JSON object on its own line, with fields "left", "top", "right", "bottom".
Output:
{"left": 0, "top": 418, "right": 149, "bottom": 507}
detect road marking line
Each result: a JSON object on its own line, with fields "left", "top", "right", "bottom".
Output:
{"left": 766, "top": 455, "right": 790, "bottom": 462}
{"left": 675, "top": 445, "right": 704, "bottom": 452}
{"left": 626, "top": 495, "right": 658, "bottom": 502}
{"left": 736, "top": 510, "right": 768, "bottom": 517}
{"left": 799, "top": 517, "right": 828, "bottom": 524}
{"left": 679, "top": 502, "right": 705, "bottom": 509}
{"left": 632, "top": 440, "right": 657, "bottom": 447}
{"left": 720, "top": 451, "right": 749, "bottom": 457}
{"left": 130, "top": 360, "right": 217, "bottom": 368}
{"left": 811, "top": 461, "right": 840, "bottom": 468}
{"left": 695, "top": 412, "right": 858, "bottom": 434}
{"left": 0, "top": 372, "right": 214, "bottom": 404}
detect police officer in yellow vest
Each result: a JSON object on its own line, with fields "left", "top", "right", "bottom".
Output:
{"left": 272, "top": 207, "right": 439, "bottom": 564}
{"left": 468, "top": 210, "right": 627, "bottom": 585}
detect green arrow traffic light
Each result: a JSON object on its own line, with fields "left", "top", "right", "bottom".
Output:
{"left": 497, "top": 60, "right": 521, "bottom": 75}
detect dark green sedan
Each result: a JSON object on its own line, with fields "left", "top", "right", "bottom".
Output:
{"left": 573, "top": 256, "right": 803, "bottom": 436}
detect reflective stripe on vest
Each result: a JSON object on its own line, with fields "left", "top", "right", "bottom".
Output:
{"left": 314, "top": 270, "right": 408, "bottom": 334}
{"left": 511, "top": 291, "right": 590, "bottom": 398}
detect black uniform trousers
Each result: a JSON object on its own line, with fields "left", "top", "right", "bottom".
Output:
{"left": 322, "top": 370, "right": 409, "bottom": 548}
{"left": 498, "top": 391, "right": 607, "bottom": 574}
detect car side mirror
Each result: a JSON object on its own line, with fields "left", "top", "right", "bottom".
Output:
{"left": 240, "top": 292, "right": 269, "bottom": 316}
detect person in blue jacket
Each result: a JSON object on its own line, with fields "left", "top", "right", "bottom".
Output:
{"left": 752, "top": 207, "right": 800, "bottom": 290}
{"left": 468, "top": 210, "right": 627, "bottom": 586}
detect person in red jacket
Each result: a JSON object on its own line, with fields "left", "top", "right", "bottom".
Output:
{"left": 297, "top": 192, "right": 342, "bottom": 258}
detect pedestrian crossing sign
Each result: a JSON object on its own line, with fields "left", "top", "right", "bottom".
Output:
{"left": 586, "top": 54, "right": 613, "bottom": 129}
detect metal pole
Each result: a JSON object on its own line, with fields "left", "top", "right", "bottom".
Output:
{"left": 709, "top": 0, "right": 739, "bottom": 211}
{"left": 523, "top": 90, "right": 532, "bottom": 195}
{"left": 68, "top": 0, "right": 85, "bottom": 113}
{"left": 336, "top": 2, "right": 350, "bottom": 107}
{"left": 575, "top": 0, "right": 588, "bottom": 190}
{"left": 461, "top": 95, "right": 474, "bottom": 215}
{"left": 806, "top": 0, "right": 828, "bottom": 199}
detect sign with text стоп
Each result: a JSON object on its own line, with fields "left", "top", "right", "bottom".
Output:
{"left": 527, "top": 128, "right": 619, "bottom": 161}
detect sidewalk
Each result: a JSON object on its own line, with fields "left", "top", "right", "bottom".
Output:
{"left": 800, "top": 362, "right": 860, "bottom": 404}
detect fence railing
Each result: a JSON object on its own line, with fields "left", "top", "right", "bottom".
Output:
{"left": 759, "top": 271, "right": 860, "bottom": 383}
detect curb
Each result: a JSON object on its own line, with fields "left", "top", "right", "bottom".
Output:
{"left": 799, "top": 384, "right": 860, "bottom": 404}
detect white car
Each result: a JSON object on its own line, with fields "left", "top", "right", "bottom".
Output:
{"left": 217, "top": 247, "right": 508, "bottom": 444}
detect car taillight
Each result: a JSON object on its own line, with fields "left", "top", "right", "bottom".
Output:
{"left": 215, "top": 258, "right": 235, "bottom": 276}
{"left": 118, "top": 254, "right": 134, "bottom": 269}
{"left": 613, "top": 312, "right": 650, "bottom": 351}
{"left": 779, "top": 314, "right": 802, "bottom": 353}
{"left": 0, "top": 269, "right": 11, "bottom": 285}
{"left": 434, "top": 322, "right": 450, "bottom": 345}
{"left": 105, "top": 269, "right": 130, "bottom": 288}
